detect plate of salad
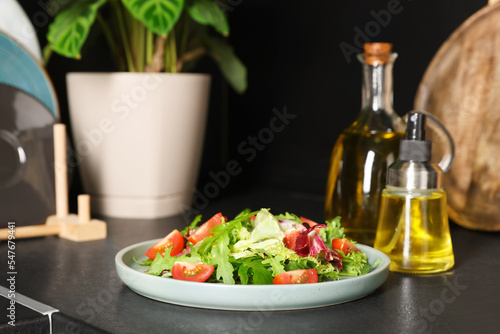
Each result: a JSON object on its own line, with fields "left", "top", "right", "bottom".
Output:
{"left": 115, "top": 208, "right": 390, "bottom": 311}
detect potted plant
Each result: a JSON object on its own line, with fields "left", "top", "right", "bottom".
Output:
{"left": 45, "top": 0, "right": 247, "bottom": 219}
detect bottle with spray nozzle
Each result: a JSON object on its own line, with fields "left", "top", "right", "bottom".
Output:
{"left": 374, "top": 111, "right": 455, "bottom": 274}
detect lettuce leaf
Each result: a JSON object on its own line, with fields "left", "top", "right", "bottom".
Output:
{"left": 181, "top": 214, "right": 202, "bottom": 236}
{"left": 339, "top": 251, "right": 371, "bottom": 277}
{"left": 196, "top": 210, "right": 259, "bottom": 254}
{"left": 234, "top": 208, "right": 252, "bottom": 219}
{"left": 209, "top": 233, "right": 235, "bottom": 284}
{"left": 237, "top": 261, "right": 251, "bottom": 285}
{"left": 232, "top": 238, "right": 298, "bottom": 258}
{"left": 133, "top": 257, "right": 152, "bottom": 266}
{"left": 284, "top": 258, "right": 318, "bottom": 271}
{"left": 274, "top": 212, "right": 302, "bottom": 224}
{"left": 231, "top": 209, "right": 286, "bottom": 253}
{"left": 249, "top": 208, "right": 284, "bottom": 242}
{"left": 261, "top": 255, "right": 285, "bottom": 276}
{"left": 295, "top": 227, "right": 342, "bottom": 269}
{"left": 318, "top": 216, "right": 344, "bottom": 247}
{"left": 146, "top": 247, "right": 203, "bottom": 275}
{"left": 235, "top": 257, "right": 273, "bottom": 285}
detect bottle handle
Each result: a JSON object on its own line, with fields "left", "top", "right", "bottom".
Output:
{"left": 403, "top": 110, "right": 455, "bottom": 173}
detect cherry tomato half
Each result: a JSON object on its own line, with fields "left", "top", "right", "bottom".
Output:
{"left": 331, "top": 239, "right": 360, "bottom": 257}
{"left": 145, "top": 229, "right": 184, "bottom": 260}
{"left": 273, "top": 269, "right": 318, "bottom": 284}
{"left": 299, "top": 216, "right": 318, "bottom": 227}
{"left": 283, "top": 229, "right": 300, "bottom": 251}
{"left": 187, "top": 212, "right": 223, "bottom": 245}
{"left": 171, "top": 262, "right": 214, "bottom": 282}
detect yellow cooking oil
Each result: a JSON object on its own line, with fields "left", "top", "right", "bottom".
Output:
{"left": 325, "top": 129, "right": 404, "bottom": 245}
{"left": 374, "top": 187, "right": 454, "bottom": 273}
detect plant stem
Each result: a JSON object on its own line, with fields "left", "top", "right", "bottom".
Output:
{"left": 169, "top": 32, "right": 177, "bottom": 73}
{"left": 164, "top": 35, "right": 170, "bottom": 73}
{"left": 125, "top": 9, "right": 137, "bottom": 70}
{"left": 111, "top": 0, "right": 135, "bottom": 72}
{"left": 146, "top": 29, "right": 153, "bottom": 67}
{"left": 145, "top": 36, "right": 166, "bottom": 72}
{"left": 135, "top": 19, "right": 145, "bottom": 72}
{"left": 178, "top": 47, "right": 206, "bottom": 64}
{"left": 42, "top": 45, "right": 53, "bottom": 66}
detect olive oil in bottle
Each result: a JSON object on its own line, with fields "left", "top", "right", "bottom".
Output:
{"left": 374, "top": 112, "right": 454, "bottom": 274}
{"left": 325, "top": 130, "right": 403, "bottom": 245}
{"left": 375, "top": 188, "right": 454, "bottom": 273}
{"left": 325, "top": 43, "right": 406, "bottom": 245}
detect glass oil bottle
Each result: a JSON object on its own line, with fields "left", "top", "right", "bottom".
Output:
{"left": 325, "top": 43, "right": 406, "bottom": 245}
{"left": 374, "top": 112, "right": 454, "bottom": 274}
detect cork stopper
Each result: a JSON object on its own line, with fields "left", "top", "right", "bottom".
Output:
{"left": 363, "top": 43, "right": 393, "bottom": 65}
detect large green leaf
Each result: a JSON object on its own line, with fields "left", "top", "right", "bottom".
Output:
{"left": 209, "top": 233, "right": 235, "bottom": 284}
{"left": 205, "top": 36, "right": 247, "bottom": 94}
{"left": 121, "top": 0, "right": 184, "bottom": 36}
{"left": 47, "top": 0, "right": 107, "bottom": 59}
{"left": 186, "top": 0, "right": 229, "bottom": 36}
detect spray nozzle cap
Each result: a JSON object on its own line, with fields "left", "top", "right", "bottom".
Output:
{"left": 399, "top": 112, "right": 431, "bottom": 162}
{"left": 406, "top": 112, "right": 426, "bottom": 140}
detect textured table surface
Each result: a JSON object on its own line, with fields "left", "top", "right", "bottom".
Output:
{"left": 1, "top": 188, "right": 499, "bottom": 334}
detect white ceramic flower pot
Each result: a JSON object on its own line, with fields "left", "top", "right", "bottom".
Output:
{"left": 66, "top": 73, "right": 211, "bottom": 218}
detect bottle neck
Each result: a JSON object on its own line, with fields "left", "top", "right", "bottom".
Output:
{"left": 359, "top": 54, "right": 396, "bottom": 114}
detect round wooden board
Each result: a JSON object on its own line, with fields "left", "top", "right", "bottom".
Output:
{"left": 415, "top": 2, "right": 500, "bottom": 231}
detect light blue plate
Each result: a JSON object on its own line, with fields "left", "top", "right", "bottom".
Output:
{"left": 115, "top": 240, "right": 390, "bottom": 311}
{"left": 0, "top": 31, "right": 58, "bottom": 118}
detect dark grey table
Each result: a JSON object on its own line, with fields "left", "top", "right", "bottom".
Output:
{"left": 1, "top": 188, "right": 499, "bottom": 333}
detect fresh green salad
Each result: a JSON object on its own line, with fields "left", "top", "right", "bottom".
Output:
{"left": 135, "top": 208, "right": 378, "bottom": 284}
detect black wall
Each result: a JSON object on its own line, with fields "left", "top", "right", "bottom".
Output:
{"left": 18, "top": 0, "right": 488, "bottom": 202}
